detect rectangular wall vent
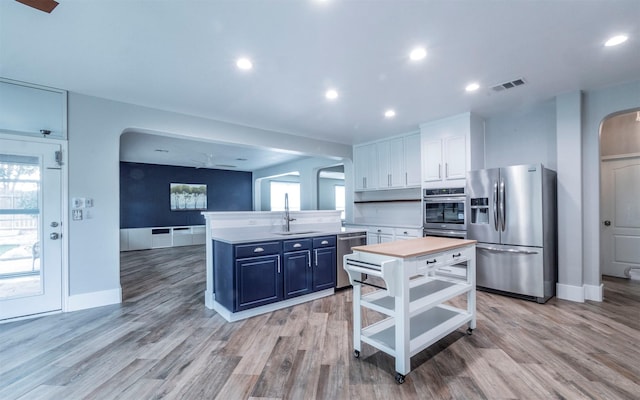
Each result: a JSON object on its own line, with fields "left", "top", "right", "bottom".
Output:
{"left": 491, "top": 77, "right": 526, "bottom": 92}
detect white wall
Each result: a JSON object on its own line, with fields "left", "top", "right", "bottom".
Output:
{"left": 67, "top": 93, "right": 351, "bottom": 302}
{"left": 484, "top": 99, "right": 557, "bottom": 170}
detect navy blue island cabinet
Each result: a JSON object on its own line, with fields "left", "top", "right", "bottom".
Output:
{"left": 312, "top": 236, "right": 337, "bottom": 291}
{"left": 213, "top": 236, "right": 336, "bottom": 313}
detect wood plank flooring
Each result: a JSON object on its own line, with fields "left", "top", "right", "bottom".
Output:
{"left": 1, "top": 245, "right": 639, "bottom": 399}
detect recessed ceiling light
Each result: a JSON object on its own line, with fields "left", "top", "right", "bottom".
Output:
{"left": 325, "top": 89, "right": 338, "bottom": 100}
{"left": 409, "top": 47, "right": 427, "bottom": 61}
{"left": 384, "top": 109, "right": 396, "bottom": 118}
{"left": 605, "top": 35, "right": 628, "bottom": 47}
{"left": 236, "top": 57, "right": 253, "bottom": 70}
{"left": 465, "top": 83, "right": 480, "bottom": 92}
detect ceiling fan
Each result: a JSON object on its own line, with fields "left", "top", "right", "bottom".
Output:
{"left": 192, "top": 153, "right": 237, "bottom": 170}
{"left": 16, "top": 0, "right": 59, "bottom": 13}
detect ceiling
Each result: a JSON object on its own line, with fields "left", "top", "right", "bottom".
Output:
{"left": 1, "top": 0, "right": 639, "bottom": 170}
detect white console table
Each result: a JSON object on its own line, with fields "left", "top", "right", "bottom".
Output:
{"left": 120, "top": 225, "right": 206, "bottom": 251}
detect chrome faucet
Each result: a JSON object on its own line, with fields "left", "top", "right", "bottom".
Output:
{"left": 284, "top": 193, "right": 296, "bottom": 232}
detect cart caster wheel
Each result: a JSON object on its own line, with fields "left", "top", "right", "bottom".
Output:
{"left": 466, "top": 327, "right": 473, "bottom": 335}
{"left": 395, "top": 373, "right": 405, "bottom": 384}
{"left": 354, "top": 350, "right": 360, "bottom": 358}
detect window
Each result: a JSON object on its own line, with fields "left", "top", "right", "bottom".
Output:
{"left": 335, "top": 185, "right": 345, "bottom": 219}
{"left": 270, "top": 181, "right": 300, "bottom": 211}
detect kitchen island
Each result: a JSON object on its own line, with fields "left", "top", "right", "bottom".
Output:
{"left": 202, "top": 210, "right": 363, "bottom": 322}
{"left": 344, "top": 236, "right": 477, "bottom": 383}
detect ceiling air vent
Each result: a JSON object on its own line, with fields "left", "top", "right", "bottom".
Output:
{"left": 491, "top": 78, "right": 526, "bottom": 92}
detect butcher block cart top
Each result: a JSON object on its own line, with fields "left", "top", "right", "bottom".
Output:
{"left": 343, "top": 237, "right": 477, "bottom": 384}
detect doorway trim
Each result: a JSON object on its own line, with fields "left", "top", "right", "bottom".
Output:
{"left": 599, "top": 107, "right": 640, "bottom": 288}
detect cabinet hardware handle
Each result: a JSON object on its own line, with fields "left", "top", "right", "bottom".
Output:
{"left": 321, "top": 240, "right": 329, "bottom": 245}
{"left": 438, "top": 164, "right": 442, "bottom": 179}
{"left": 314, "top": 249, "right": 318, "bottom": 266}
{"left": 452, "top": 253, "right": 461, "bottom": 258}
{"left": 254, "top": 247, "right": 264, "bottom": 253}
{"left": 293, "top": 243, "right": 302, "bottom": 248}
{"left": 277, "top": 255, "right": 281, "bottom": 274}
{"left": 426, "top": 259, "right": 437, "bottom": 264}
{"left": 307, "top": 250, "right": 311, "bottom": 267}
{"left": 445, "top": 163, "right": 449, "bottom": 178}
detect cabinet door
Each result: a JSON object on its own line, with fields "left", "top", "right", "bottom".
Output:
{"left": 404, "top": 134, "right": 422, "bottom": 187}
{"left": 444, "top": 136, "right": 466, "bottom": 180}
{"left": 313, "top": 247, "right": 336, "bottom": 291}
{"left": 422, "top": 138, "right": 443, "bottom": 182}
{"left": 283, "top": 251, "right": 312, "bottom": 298}
{"left": 377, "top": 138, "right": 404, "bottom": 188}
{"left": 235, "top": 255, "right": 282, "bottom": 311}
{"left": 354, "top": 143, "right": 377, "bottom": 190}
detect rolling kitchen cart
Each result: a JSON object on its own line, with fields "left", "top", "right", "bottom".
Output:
{"left": 344, "top": 237, "right": 477, "bottom": 384}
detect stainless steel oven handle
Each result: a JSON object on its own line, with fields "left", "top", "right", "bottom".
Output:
{"left": 477, "top": 244, "right": 538, "bottom": 255}
{"left": 424, "top": 197, "right": 465, "bottom": 202}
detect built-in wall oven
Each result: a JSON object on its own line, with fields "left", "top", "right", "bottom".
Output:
{"left": 423, "top": 188, "right": 468, "bottom": 280}
{"left": 423, "top": 187, "right": 466, "bottom": 239}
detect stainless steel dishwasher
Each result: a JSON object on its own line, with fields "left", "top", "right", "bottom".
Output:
{"left": 336, "top": 231, "right": 367, "bottom": 288}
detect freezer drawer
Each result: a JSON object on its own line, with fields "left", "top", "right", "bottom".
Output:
{"left": 476, "top": 244, "right": 547, "bottom": 300}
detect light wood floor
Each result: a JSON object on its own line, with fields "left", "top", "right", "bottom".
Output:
{"left": 1, "top": 245, "right": 639, "bottom": 399}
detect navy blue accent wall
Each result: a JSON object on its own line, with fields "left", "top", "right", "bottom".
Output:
{"left": 120, "top": 162, "right": 253, "bottom": 228}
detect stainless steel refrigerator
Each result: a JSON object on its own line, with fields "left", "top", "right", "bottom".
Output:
{"left": 467, "top": 164, "right": 557, "bottom": 303}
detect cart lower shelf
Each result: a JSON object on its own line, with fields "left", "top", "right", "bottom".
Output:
{"left": 360, "top": 304, "right": 472, "bottom": 358}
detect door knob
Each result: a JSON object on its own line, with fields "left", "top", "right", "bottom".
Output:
{"left": 50, "top": 232, "right": 60, "bottom": 240}
{"left": 603, "top": 220, "right": 611, "bottom": 226}
{"left": 50, "top": 222, "right": 59, "bottom": 227}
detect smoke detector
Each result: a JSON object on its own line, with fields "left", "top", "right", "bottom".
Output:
{"left": 491, "top": 78, "right": 526, "bottom": 92}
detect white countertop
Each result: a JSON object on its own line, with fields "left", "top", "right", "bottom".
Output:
{"left": 211, "top": 226, "right": 367, "bottom": 244}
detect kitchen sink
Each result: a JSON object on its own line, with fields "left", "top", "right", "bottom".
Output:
{"left": 273, "top": 230, "right": 319, "bottom": 236}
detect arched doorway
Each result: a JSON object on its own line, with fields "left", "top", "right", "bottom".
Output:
{"left": 599, "top": 109, "right": 640, "bottom": 280}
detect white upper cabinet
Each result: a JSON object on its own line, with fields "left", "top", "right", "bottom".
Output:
{"left": 0, "top": 78, "right": 68, "bottom": 139}
{"left": 377, "top": 137, "right": 404, "bottom": 188}
{"left": 354, "top": 132, "right": 421, "bottom": 191}
{"left": 403, "top": 133, "right": 422, "bottom": 187}
{"left": 420, "top": 112, "right": 484, "bottom": 188}
{"left": 354, "top": 143, "right": 378, "bottom": 190}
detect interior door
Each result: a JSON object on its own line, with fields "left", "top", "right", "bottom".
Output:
{"left": 0, "top": 138, "right": 62, "bottom": 321}
{"left": 601, "top": 157, "right": 640, "bottom": 278}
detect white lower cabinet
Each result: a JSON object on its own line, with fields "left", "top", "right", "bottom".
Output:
{"left": 364, "top": 226, "right": 422, "bottom": 244}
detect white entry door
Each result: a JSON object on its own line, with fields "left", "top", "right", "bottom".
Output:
{"left": 601, "top": 157, "right": 640, "bottom": 278}
{"left": 0, "top": 138, "right": 63, "bottom": 320}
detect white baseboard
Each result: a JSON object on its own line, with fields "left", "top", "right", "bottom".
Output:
{"left": 556, "top": 282, "right": 604, "bottom": 303}
{"left": 556, "top": 283, "right": 585, "bottom": 302}
{"left": 584, "top": 283, "right": 604, "bottom": 302}
{"left": 66, "top": 287, "right": 122, "bottom": 312}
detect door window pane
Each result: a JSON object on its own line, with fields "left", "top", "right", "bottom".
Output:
{"left": 0, "top": 154, "right": 42, "bottom": 299}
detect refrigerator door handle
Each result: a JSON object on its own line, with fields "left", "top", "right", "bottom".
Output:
{"left": 493, "top": 181, "right": 499, "bottom": 231}
{"left": 477, "top": 244, "right": 539, "bottom": 255}
{"left": 499, "top": 178, "right": 506, "bottom": 231}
